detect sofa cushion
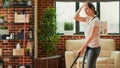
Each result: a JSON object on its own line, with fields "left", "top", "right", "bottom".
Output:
{"left": 100, "top": 39, "right": 115, "bottom": 51}
{"left": 65, "top": 39, "right": 115, "bottom": 51}
{"left": 77, "top": 57, "right": 114, "bottom": 64}
{"left": 73, "top": 50, "right": 111, "bottom": 58}
{"left": 99, "top": 50, "right": 111, "bottom": 57}
{"left": 65, "top": 39, "right": 86, "bottom": 51}
{"left": 97, "top": 57, "right": 114, "bottom": 64}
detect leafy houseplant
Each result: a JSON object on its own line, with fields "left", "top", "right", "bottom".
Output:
{"left": 12, "top": 0, "right": 17, "bottom": 2}
{"left": 0, "top": 15, "right": 4, "bottom": 19}
{"left": 64, "top": 22, "right": 74, "bottom": 35}
{"left": 64, "top": 22, "right": 74, "bottom": 30}
{"left": 0, "top": 26, "right": 8, "bottom": 30}
{"left": 38, "top": 7, "right": 59, "bottom": 56}
{"left": 12, "top": 0, "right": 19, "bottom": 5}
{"left": 26, "top": 47, "right": 30, "bottom": 56}
{"left": 0, "top": 15, "right": 4, "bottom": 23}
{"left": 21, "top": 0, "right": 27, "bottom": 4}
{"left": 2, "top": 0, "right": 10, "bottom": 22}
{"left": 2, "top": 0, "right": 10, "bottom": 11}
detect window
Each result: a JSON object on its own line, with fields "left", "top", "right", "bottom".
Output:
{"left": 100, "top": 2, "right": 119, "bottom": 34}
{"left": 56, "top": 1, "right": 120, "bottom": 35}
{"left": 56, "top": 2, "right": 75, "bottom": 34}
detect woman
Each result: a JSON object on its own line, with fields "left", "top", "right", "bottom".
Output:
{"left": 74, "top": 2, "right": 101, "bottom": 68}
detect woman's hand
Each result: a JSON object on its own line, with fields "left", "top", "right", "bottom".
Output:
{"left": 81, "top": 2, "right": 87, "bottom": 9}
{"left": 80, "top": 4, "right": 85, "bottom": 10}
{"left": 79, "top": 46, "right": 86, "bottom": 56}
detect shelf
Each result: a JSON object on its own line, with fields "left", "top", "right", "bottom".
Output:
{"left": 0, "top": 39, "right": 33, "bottom": 42}
{"left": 0, "top": 2, "right": 34, "bottom": 68}
{"left": 11, "top": 4, "right": 33, "bottom": 8}
{"left": 15, "top": 39, "right": 34, "bottom": 41}
{"left": 0, "top": 4, "right": 33, "bottom": 8}
{"left": 13, "top": 22, "right": 34, "bottom": 24}
{"left": 0, "top": 39, "right": 14, "bottom": 40}
{"left": 0, "top": 55, "right": 13, "bottom": 58}
{"left": 0, "top": 22, "right": 34, "bottom": 25}
{"left": 0, "top": 21, "right": 13, "bottom": 24}
{"left": 13, "top": 55, "right": 33, "bottom": 58}
{"left": 0, "top": 60, "right": 3, "bottom": 63}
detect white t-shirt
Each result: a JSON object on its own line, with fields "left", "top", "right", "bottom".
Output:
{"left": 84, "top": 17, "right": 101, "bottom": 48}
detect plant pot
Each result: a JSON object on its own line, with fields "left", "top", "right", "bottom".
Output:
{"left": 64, "top": 30, "right": 73, "bottom": 35}
{"left": 20, "top": 1, "right": 27, "bottom": 6}
{"left": 27, "top": 1, "right": 32, "bottom": 6}
{"left": 0, "top": 19, "right": 4, "bottom": 23}
{"left": 0, "top": 29, "right": 9, "bottom": 35}
{"left": 18, "top": 64, "right": 30, "bottom": 68}
{"left": 35, "top": 55, "right": 62, "bottom": 68}
{"left": 26, "top": 52, "right": 30, "bottom": 56}
{"left": 13, "top": 1, "right": 19, "bottom": 5}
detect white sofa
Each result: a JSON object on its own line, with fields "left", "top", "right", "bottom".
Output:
{"left": 65, "top": 39, "right": 120, "bottom": 68}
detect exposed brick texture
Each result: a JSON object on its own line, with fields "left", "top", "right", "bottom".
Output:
{"left": 0, "top": 0, "right": 34, "bottom": 68}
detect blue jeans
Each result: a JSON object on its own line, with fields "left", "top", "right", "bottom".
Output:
{"left": 82, "top": 46, "right": 101, "bottom": 68}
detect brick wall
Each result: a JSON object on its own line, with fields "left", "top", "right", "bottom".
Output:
{"left": 0, "top": 1, "right": 34, "bottom": 68}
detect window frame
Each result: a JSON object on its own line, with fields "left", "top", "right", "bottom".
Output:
{"left": 55, "top": 1, "right": 120, "bottom": 35}
{"left": 75, "top": 2, "right": 120, "bottom": 35}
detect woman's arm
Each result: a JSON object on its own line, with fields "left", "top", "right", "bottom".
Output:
{"left": 74, "top": 4, "right": 87, "bottom": 22}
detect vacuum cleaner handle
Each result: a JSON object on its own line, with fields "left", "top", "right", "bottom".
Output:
{"left": 70, "top": 51, "right": 81, "bottom": 68}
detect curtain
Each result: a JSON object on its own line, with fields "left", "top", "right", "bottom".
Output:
{"left": 55, "top": 0, "right": 119, "bottom": 2}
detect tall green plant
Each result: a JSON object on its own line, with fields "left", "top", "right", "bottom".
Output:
{"left": 38, "top": 7, "right": 59, "bottom": 56}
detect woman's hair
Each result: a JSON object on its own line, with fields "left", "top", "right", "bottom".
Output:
{"left": 87, "top": 2, "right": 98, "bottom": 15}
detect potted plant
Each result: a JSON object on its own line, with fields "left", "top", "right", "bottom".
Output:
{"left": 12, "top": 0, "right": 18, "bottom": 3}
{"left": 64, "top": 22, "right": 74, "bottom": 35}
{"left": 38, "top": 7, "right": 59, "bottom": 56}
{"left": 20, "top": 0, "right": 27, "bottom": 5}
{"left": 2, "top": 0, "right": 10, "bottom": 11}
{"left": 26, "top": 47, "right": 30, "bottom": 56}
{"left": 12, "top": 0, "right": 19, "bottom": 5}
{"left": 0, "top": 15, "right": 4, "bottom": 23}
{"left": 2, "top": 0, "right": 11, "bottom": 22}
{"left": 27, "top": 0, "right": 32, "bottom": 6}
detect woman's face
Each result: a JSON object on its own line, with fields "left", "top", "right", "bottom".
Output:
{"left": 84, "top": 4, "right": 94, "bottom": 17}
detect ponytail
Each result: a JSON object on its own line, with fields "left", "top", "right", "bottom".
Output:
{"left": 94, "top": 10, "right": 98, "bottom": 15}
